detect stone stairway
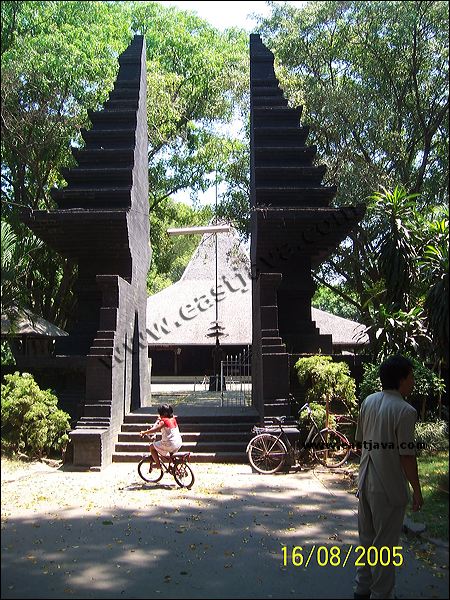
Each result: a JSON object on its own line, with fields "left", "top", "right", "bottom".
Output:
{"left": 112, "top": 411, "right": 260, "bottom": 463}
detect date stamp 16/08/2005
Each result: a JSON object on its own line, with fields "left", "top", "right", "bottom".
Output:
{"left": 282, "top": 546, "right": 404, "bottom": 568}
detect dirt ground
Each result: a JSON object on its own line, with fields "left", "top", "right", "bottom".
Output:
{"left": 1, "top": 458, "right": 448, "bottom": 599}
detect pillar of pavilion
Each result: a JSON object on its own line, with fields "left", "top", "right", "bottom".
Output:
{"left": 23, "top": 35, "right": 151, "bottom": 467}
{"left": 250, "top": 34, "right": 365, "bottom": 418}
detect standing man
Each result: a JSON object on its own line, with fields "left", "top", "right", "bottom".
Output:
{"left": 354, "top": 354, "right": 424, "bottom": 599}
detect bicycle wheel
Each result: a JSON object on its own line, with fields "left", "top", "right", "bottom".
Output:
{"left": 173, "top": 462, "right": 195, "bottom": 488}
{"left": 137, "top": 456, "right": 164, "bottom": 483}
{"left": 311, "top": 429, "right": 351, "bottom": 468}
{"left": 247, "top": 433, "right": 287, "bottom": 474}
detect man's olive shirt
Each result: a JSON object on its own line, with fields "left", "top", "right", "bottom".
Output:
{"left": 355, "top": 390, "right": 417, "bottom": 506}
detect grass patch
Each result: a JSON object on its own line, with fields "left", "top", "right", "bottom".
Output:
{"left": 406, "top": 450, "right": 449, "bottom": 540}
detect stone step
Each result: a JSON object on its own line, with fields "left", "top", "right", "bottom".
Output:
{"left": 90, "top": 337, "right": 115, "bottom": 347}
{"left": 108, "top": 88, "right": 140, "bottom": 101}
{"left": 264, "top": 403, "right": 291, "bottom": 417}
{"left": 61, "top": 167, "right": 133, "bottom": 187}
{"left": 80, "top": 128, "right": 136, "bottom": 149}
{"left": 251, "top": 78, "right": 280, "bottom": 88}
{"left": 51, "top": 186, "right": 132, "bottom": 208}
{"left": 113, "top": 411, "right": 259, "bottom": 464}
{"left": 121, "top": 422, "right": 256, "bottom": 433}
{"left": 255, "top": 145, "right": 317, "bottom": 166}
{"left": 253, "top": 105, "right": 303, "bottom": 122}
{"left": 118, "top": 431, "right": 251, "bottom": 443}
{"left": 123, "top": 413, "right": 259, "bottom": 424}
{"left": 95, "top": 330, "right": 116, "bottom": 339}
{"left": 83, "top": 404, "right": 112, "bottom": 418}
{"left": 255, "top": 165, "right": 326, "bottom": 186}
{"left": 88, "top": 109, "right": 137, "bottom": 129}
{"left": 254, "top": 185, "right": 337, "bottom": 206}
{"left": 114, "top": 79, "right": 140, "bottom": 89}
{"left": 104, "top": 99, "right": 139, "bottom": 111}
{"left": 77, "top": 418, "right": 111, "bottom": 427}
{"left": 253, "top": 96, "right": 288, "bottom": 107}
{"left": 112, "top": 451, "right": 247, "bottom": 463}
{"left": 114, "top": 440, "right": 249, "bottom": 453}
{"left": 254, "top": 125, "right": 309, "bottom": 146}
{"left": 71, "top": 147, "right": 134, "bottom": 167}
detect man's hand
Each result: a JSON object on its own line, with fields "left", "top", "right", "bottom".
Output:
{"left": 400, "top": 454, "right": 423, "bottom": 512}
{"left": 412, "top": 489, "right": 424, "bottom": 512}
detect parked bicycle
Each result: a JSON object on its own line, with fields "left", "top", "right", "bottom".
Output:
{"left": 138, "top": 434, "right": 195, "bottom": 488}
{"left": 246, "top": 402, "right": 351, "bottom": 474}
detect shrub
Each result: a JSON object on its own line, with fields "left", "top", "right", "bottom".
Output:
{"left": 297, "top": 401, "right": 336, "bottom": 435}
{"left": 414, "top": 419, "right": 449, "bottom": 453}
{"left": 359, "top": 358, "right": 446, "bottom": 419}
{"left": 294, "top": 355, "right": 358, "bottom": 421}
{"left": 1, "top": 372, "right": 70, "bottom": 458}
{"left": 1, "top": 340, "right": 15, "bottom": 367}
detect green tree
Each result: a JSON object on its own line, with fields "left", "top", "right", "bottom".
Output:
{"left": 257, "top": 1, "right": 448, "bottom": 205}
{"left": 1, "top": 372, "right": 71, "bottom": 458}
{"left": 357, "top": 189, "right": 448, "bottom": 362}
{"left": 256, "top": 1, "right": 448, "bottom": 361}
{"left": 294, "top": 355, "right": 358, "bottom": 419}
{"left": 148, "top": 198, "right": 213, "bottom": 294}
{"left": 312, "top": 284, "right": 360, "bottom": 321}
{"left": 129, "top": 1, "right": 248, "bottom": 210}
{"left": 359, "top": 358, "right": 446, "bottom": 420}
{"left": 1, "top": 1, "right": 132, "bottom": 327}
{"left": 418, "top": 216, "right": 449, "bottom": 365}
{"left": 1, "top": 1, "right": 248, "bottom": 327}
{"left": 216, "top": 137, "right": 251, "bottom": 238}
{"left": 1, "top": 219, "right": 42, "bottom": 316}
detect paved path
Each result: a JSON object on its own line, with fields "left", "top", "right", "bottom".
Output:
{"left": 1, "top": 461, "right": 448, "bottom": 599}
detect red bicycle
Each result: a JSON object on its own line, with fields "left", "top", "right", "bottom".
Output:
{"left": 137, "top": 434, "right": 195, "bottom": 488}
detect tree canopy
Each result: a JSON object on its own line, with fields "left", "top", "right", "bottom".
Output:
{"left": 1, "top": 0, "right": 248, "bottom": 327}
{"left": 256, "top": 0, "right": 449, "bottom": 363}
{"left": 1, "top": 0, "right": 448, "bottom": 365}
{"left": 257, "top": 0, "right": 448, "bottom": 206}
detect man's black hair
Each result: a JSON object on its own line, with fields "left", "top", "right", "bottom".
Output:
{"left": 158, "top": 404, "right": 174, "bottom": 417}
{"left": 379, "top": 355, "right": 413, "bottom": 390}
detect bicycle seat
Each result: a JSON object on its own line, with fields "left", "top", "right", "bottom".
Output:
{"left": 270, "top": 416, "right": 286, "bottom": 424}
{"left": 172, "top": 452, "right": 190, "bottom": 459}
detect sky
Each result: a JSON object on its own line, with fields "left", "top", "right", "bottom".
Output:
{"left": 155, "top": 1, "right": 306, "bottom": 31}
{"left": 154, "top": 1, "right": 307, "bottom": 206}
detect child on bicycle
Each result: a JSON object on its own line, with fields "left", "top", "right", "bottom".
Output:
{"left": 139, "top": 404, "right": 182, "bottom": 470}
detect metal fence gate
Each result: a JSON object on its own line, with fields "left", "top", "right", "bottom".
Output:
{"left": 220, "top": 346, "right": 252, "bottom": 407}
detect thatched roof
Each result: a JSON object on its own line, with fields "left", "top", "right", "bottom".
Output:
{"left": 1, "top": 308, "right": 68, "bottom": 338}
{"left": 147, "top": 228, "right": 251, "bottom": 346}
{"left": 146, "top": 227, "right": 368, "bottom": 348}
{"left": 310, "top": 307, "right": 367, "bottom": 347}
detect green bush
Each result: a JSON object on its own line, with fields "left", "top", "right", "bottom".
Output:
{"left": 414, "top": 419, "right": 449, "bottom": 453}
{"left": 1, "top": 340, "right": 15, "bottom": 366}
{"left": 359, "top": 358, "right": 446, "bottom": 419}
{"left": 1, "top": 372, "right": 70, "bottom": 458}
{"left": 294, "top": 355, "right": 358, "bottom": 420}
{"left": 297, "top": 401, "right": 336, "bottom": 435}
